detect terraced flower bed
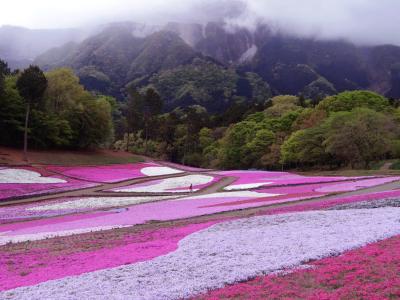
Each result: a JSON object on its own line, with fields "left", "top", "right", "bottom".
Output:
{"left": 0, "top": 195, "right": 179, "bottom": 224}
{"left": 45, "top": 163, "right": 183, "bottom": 183}
{"left": 108, "top": 174, "right": 221, "bottom": 193}
{"left": 1, "top": 208, "right": 400, "bottom": 299}
{"left": 1, "top": 162, "right": 399, "bottom": 299}
{"left": 2, "top": 173, "right": 399, "bottom": 243}
{"left": 0, "top": 167, "right": 98, "bottom": 201}
{"left": 215, "top": 170, "right": 372, "bottom": 190}
{"left": 195, "top": 234, "right": 400, "bottom": 300}
{"left": 0, "top": 221, "right": 217, "bottom": 291}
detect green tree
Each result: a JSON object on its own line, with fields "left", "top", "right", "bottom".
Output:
{"left": 245, "top": 129, "right": 275, "bottom": 167}
{"left": 281, "top": 126, "right": 330, "bottom": 167}
{"left": 44, "top": 68, "right": 87, "bottom": 114}
{"left": 66, "top": 96, "right": 114, "bottom": 148}
{"left": 0, "top": 59, "right": 11, "bottom": 96}
{"left": 218, "top": 121, "right": 274, "bottom": 169}
{"left": 323, "top": 108, "right": 396, "bottom": 168}
{"left": 143, "top": 88, "right": 163, "bottom": 151}
{"left": 265, "top": 95, "right": 301, "bottom": 117}
{"left": 124, "top": 88, "right": 163, "bottom": 153}
{"left": 16, "top": 66, "right": 48, "bottom": 160}
{"left": 199, "top": 128, "right": 214, "bottom": 151}
{"left": 125, "top": 88, "right": 144, "bottom": 151}
{"left": 29, "top": 111, "right": 72, "bottom": 148}
{"left": 317, "top": 90, "right": 390, "bottom": 113}
{"left": 0, "top": 75, "right": 25, "bottom": 146}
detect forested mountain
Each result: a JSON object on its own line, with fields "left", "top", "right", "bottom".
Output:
{"left": 2, "top": 21, "right": 396, "bottom": 112}
{"left": 34, "top": 23, "right": 272, "bottom": 111}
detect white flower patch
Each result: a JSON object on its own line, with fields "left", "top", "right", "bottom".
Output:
{"left": 140, "top": 166, "right": 183, "bottom": 177}
{"left": 113, "top": 175, "right": 214, "bottom": 193}
{"left": 224, "top": 182, "right": 273, "bottom": 191}
{"left": 0, "top": 169, "right": 66, "bottom": 184}
{"left": 0, "top": 226, "right": 129, "bottom": 245}
{"left": 175, "top": 190, "right": 280, "bottom": 201}
{"left": 26, "top": 196, "right": 178, "bottom": 212}
{"left": 5, "top": 208, "right": 399, "bottom": 300}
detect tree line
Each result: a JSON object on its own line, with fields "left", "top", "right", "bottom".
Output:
{"left": 115, "top": 90, "right": 400, "bottom": 170}
{"left": 0, "top": 62, "right": 114, "bottom": 159}
{"left": 2, "top": 59, "right": 400, "bottom": 170}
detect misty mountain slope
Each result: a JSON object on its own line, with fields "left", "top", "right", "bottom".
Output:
{"left": 247, "top": 36, "right": 370, "bottom": 95}
{"left": 34, "top": 42, "right": 79, "bottom": 70}
{"left": 0, "top": 25, "right": 85, "bottom": 69}
{"left": 127, "top": 30, "right": 198, "bottom": 80}
{"left": 35, "top": 24, "right": 202, "bottom": 97}
{"left": 164, "top": 22, "right": 204, "bottom": 47}
{"left": 70, "top": 24, "right": 146, "bottom": 85}
{"left": 365, "top": 45, "right": 400, "bottom": 95}
{"left": 194, "top": 22, "right": 256, "bottom": 64}
{"left": 34, "top": 21, "right": 400, "bottom": 107}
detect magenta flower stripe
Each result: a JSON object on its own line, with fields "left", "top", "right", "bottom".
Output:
{"left": 45, "top": 163, "right": 183, "bottom": 183}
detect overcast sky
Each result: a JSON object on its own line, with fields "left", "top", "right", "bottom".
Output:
{"left": 1, "top": 0, "right": 399, "bottom": 45}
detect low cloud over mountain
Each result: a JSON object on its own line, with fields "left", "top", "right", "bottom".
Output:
{"left": 2, "top": 0, "right": 400, "bottom": 46}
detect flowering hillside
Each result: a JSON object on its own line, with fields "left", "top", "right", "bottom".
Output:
{"left": 0, "top": 161, "right": 399, "bottom": 299}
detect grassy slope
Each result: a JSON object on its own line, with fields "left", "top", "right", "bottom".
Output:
{"left": 0, "top": 147, "right": 144, "bottom": 166}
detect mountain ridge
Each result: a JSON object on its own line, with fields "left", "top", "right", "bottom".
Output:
{"left": 3, "top": 21, "right": 400, "bottom": 111}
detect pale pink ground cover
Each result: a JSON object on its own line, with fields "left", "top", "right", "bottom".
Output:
{"left": 216, "top": 170, "right": 369, "bottom": 190}
{"left": 3, "top": 208, "right": 400, "bottom": 299}
{"left": 0, "top": 191, "right": 285, "bottom": 243}
{"left": 315, "top": 177, "right": 400, "bottom": 193}
{"left": 2, "top": 186, "right": 400, "bottom": 293}
{"left": 3, "top": 174, "right": 391, "bottom": 223}
{"left": 0, "top": 222, "right": 217, "bottom": 291}
{"left": 0, "top": 167, "right": 97, "bottom": 202}
{"left": 0, "top": 182, "right": 97, "bottom": 202}
{"left": 2, "top": 188, "right": 399, "bottom": 292}
{"left": 110, "top": 174, "right": 221, "bottom": 193}
{"left": 196, "top": 235, "right": 400, "bottom": 300}
{"left": 0, "top": 197, "right": 111, "bottom": 224}
{"left": 261, "top": 189, "right": 400, "bottom": 216}
{"left": 203, "top": 177, "right": 400, "bottom": 208}
{"left": 45, "top": 162, "right": 170, "bottom": 183}
{"left": 201, "top": 183, "right": 329, "bottom": 208}
{"left": 3, "top": 176, "right": 399, "bottom": 242}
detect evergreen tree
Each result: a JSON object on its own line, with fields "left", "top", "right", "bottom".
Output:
{"left": 16, "top": 66, "right": 48, "bottom": 161}
{"left": 0, "top": 59, "right": 11, "bottom": 96}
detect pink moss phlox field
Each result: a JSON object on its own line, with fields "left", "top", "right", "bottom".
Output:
{"left": 216, "top": 170, "right": 370, "bottom": 190}
{"left": 5, "top": 182, "right": 399, "bottom": 240}
{"left": 45, "top": 162, "right": 163, "bottom": 183}
{"left": 0, "top": 197, "right": 109, "bottom": 224}
{"left": 0, "top": 191, "right": 286, "bottom": 241}
{"left": 196, "top": 235, "right": 400, "bottom": 300}
{"left": 3, "top": 177, "right": 400, "bottom": 242}
{"left": 0, "top": 211, "right": 110, "bottom": 233}
{"left": 112, "top": 175, "right": 221, "bottom": 193}
{"left": 202, "top": 183, "right": 328, "bottom": 208}
{"left": 0, "top": 167, "right": 97, "bottom": 201}
{"left": 202, "top": 177, "right": 400, "bottom": 208}
{"left": 167, "top": 175, "right": 221, "bottom": 192}
{"left": 315, "top": 176, "right": 400, "bottom": 193}
{"left": 0, "top": 182, "right": 97, "bottom": 202}
{"left": 0, "top": 222, "right": 217, "bottom": 291}
{"left": 261, "top": 189, "right": 400, "bottom": 216}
